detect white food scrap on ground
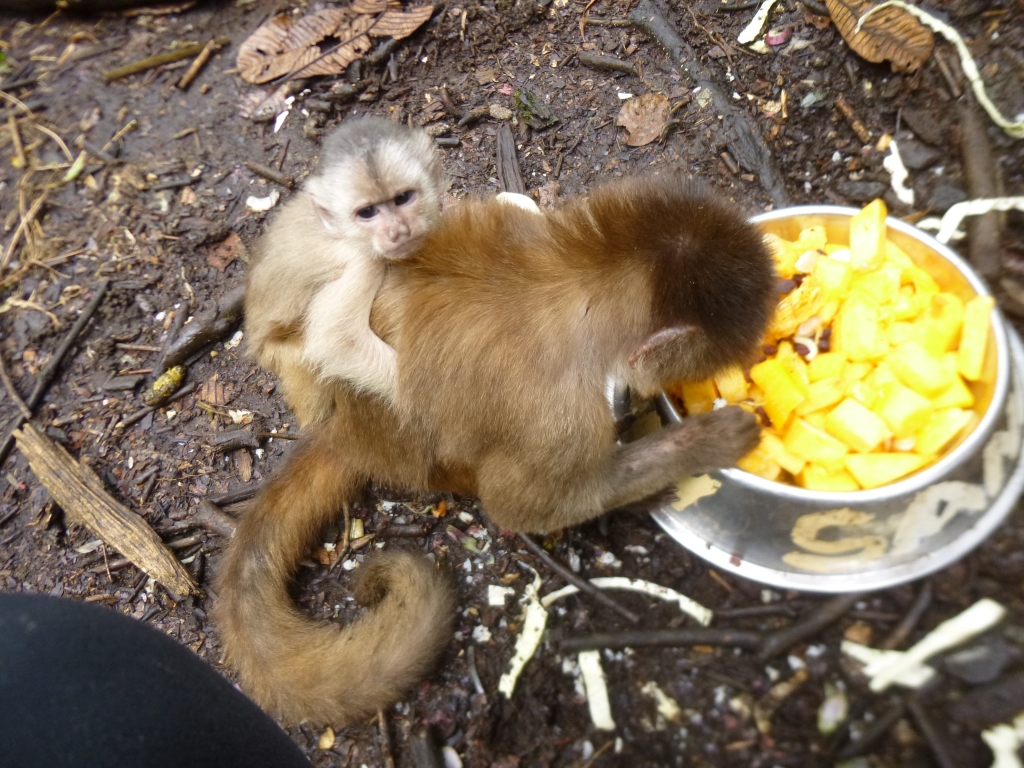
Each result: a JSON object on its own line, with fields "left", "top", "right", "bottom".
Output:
{"left": 982, "top": 711, "right": 1024, "bottom": 768}
{"left": 754, "top": 669, "right": 808, "bottom": 735}
{"left": 578, "top": 650, "right": 616, "bottom": 731}
{"left": 541, "top": 576, "right": 713, "bottom": 626}
{"left": 487, "top": 584, "right": 515, "bottom": 607}
{"left": 497, "top": 565, "right": 547, "bottom": 698}
{"left": 933, "top": 197, "right": 1024, "bottom": 244}
{"left": 736, "top": 0, "right": 779, "bottom": 45}
{"left": 640, "top": 681, "right": 683, "bottom": 726}
{"left": 245, "top": 190, "right": 280, "bottom": 212}
{"left": 883, "top": 140, "right": 914, "bottom": 206}
{"left": 841, "top": 641, "right": 936, "bottom": 688}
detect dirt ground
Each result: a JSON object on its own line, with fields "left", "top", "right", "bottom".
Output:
{"left": 2, "top": 0, "right": 1024, "bottom": 765}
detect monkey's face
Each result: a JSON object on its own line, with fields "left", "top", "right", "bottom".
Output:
{"left": 353, "top": 189, "right": 429, "bottom": 260}
{"left": 624, "top": 324, "right": 732, "bottom": 398}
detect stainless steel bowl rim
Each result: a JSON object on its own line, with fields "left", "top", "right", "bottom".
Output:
{"left": 661, "top": 205, "right": 1012, "bottom": 505}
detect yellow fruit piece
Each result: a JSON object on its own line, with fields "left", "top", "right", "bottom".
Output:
{"left": 892, "top": 287, "right": 922, "bottom": 321}
{"left": 678, "top": 379, "right": 717, "bottom": 415}
{"left": 833, "top": 295, "right": 884, "bottom": 362}
{"left": 884, "top": 239, "right": 915, "bottom": 268}
{"left": 798, "top": 465, "right": 861, "bottom": 492}
{"left": 765, "top": 233, "right": 799, "bottom": 279}
{"left": 916, "top": 408, "right": 973, "bottom": 456}
{"left": 770, "top": 280, "right": 824, "bottom": 339}
{"left": 958, "top": 295, "right": 995, "bottom": 381}
{"left": 863, "top": 361, "right": 897, "bottom": 393}
{"left": 825, "top": 398, "right": 893, "bottom": 453}
{"left": 750, "top": 358, "right": 806, "bottom": 427}
{"left": 849, "top": 198, "right": 887, "bottom": 271}
{"left": 808, "top": 352, "right": 846, "bottom": 382}
{"left": 761, "top": 432, "right": 806, "bottom": 475}
{"left": 795, "top": 378, "right": 845, "bottom": 416}
{"left": 795, "top": 225, "right": 827, "bottom": 253}
{"left": 903, "top": 266, "right": 940, "bottom": 295}
{"left": 924, "top": 293, "right": 965, "bottom": 353}
{"left": 804, "top": 411, "right": 828, "bottom": 431}
{"left": 812, "top": 256, "right": 852, "bottom": 303}
{"left": 736, "top": 440, "right": 782, "bottom": 481}
{"left": 714, "top": 365, "right": 748, "bottom": 404}
{"left": 776, "top": 341, "right": 811, "bottom": 394}
{"left": 886, "top": 341, "right": 953, "bottom": 397}
{"left": 840, "top": 361, "right": 873, "bottom": 388}
{"left": 887, "top": 321, "right": 917, "bottom": 347}
{"left": 931, "top": 374, "right": 975, "bottom": 409}
{"left": 875, "top": 382, "right": 933, "bottom": 438}
{"left": 784, "top": 418, "right": 849, "bottom": 465}
{"left": 845, "top": 452, "right": 929, "bottom": 489}
{"left": 847, "top": 380, "right": 878, "bottom": 409}
{"left": 849, "top": 264, "right": 902, "bottom": 304}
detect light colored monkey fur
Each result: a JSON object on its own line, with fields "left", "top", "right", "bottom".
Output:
{"left": 245, "top": 117, "right": 443, "bottom": 424}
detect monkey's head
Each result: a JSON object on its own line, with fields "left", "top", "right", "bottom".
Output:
{"left": 589, "top": 175, "right": 777, "bottom": 398}
{"left": 306, "top": 117, "right": 444, "bottom": 260}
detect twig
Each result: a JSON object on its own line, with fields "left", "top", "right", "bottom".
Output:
{"left": 835, "top": 698, "right": 905, "bottom": 760}
{"left": 32, "top": 124, "right": 74, "bottom": 162}
{"left": 757, "top": 592, "right": 865, "bottom": 660}
{"left": 8, "top": 115, "right": 26, "bottom": 167}
{"left": 958, "top": 100, "right": 1001, "bottom": 278}
{"left": 244, "top": 160, "right": 294, "bottom": 189}
{"left": 100, "top": 119, "right": 137, "bottom": 154}
{"left": 378, "top": 709, "right": 395, "bottom": 768}
{"left": 576, "top": 50, "right": 638, "bottom": 76}
{"left": 209, "top": 485, "right": 259, "bottom": 506}
{"left": 161, "top": 286, "right": 245, "bottom": 370}
{"left": 0, "top": 279, "right": 109, "bottom": 468}
{"left": 628, "top": 0, "right": 790, "bottom": 205}
{"left": 3, "top": 187, "right": 51, "bottom": 272}
{"left": 192, "top": 500, "right": 237, "bottom": 538}
{"left": 881, "top": 581, "right": 932, "bottom": 650}
{"left": 561, "top": 627, "right": 762, "bottom": 652}
{"left": 715, "top": 600, "right": 808, "bottom": 619}
{"left": 519, "top": 534, "right": 640, "bottom": 624}
{"left": 716, "top": 0, "right": 759, "bottom": 9}
{"left": 116, "top": 382, "right": 196, "bottom": 430}
{"left": 0, "top": 353, "right": 32, "bottom": 419}
{"left": 177, "top": 39, "right": 223, "bottom": 89}
{"left": 466, "top": 644, "right": 485, "bottom": 695}
{"left": 496, "top": 123, "right": 526, "bottom": 196}
{"left": 104, "top": 40, "right": 227, "bottom": 82}
{"left": 328, "top": 501, "right": 352, "bottom": 574}
{"left": 905, "top": 697, "right": 960, "bottom": 768}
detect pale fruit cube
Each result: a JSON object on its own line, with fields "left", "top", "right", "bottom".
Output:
{"left": 923, "top": 293, "right": 965, "bottom": 353}
{"left": 864, "top": 361, "right": 898, "bottom": 391}
{"left": 826, "top": 398, "right": 893, "bottom": 453}
{"left": 804, "top": 411, "right": 828, "bottom": 430}
{"left": 798, "top": 465, "right": 861, "bottom": 492}
{"left": 875, "top": 382, "right": 933, "bottom": 438}
{"left": 776, "top": 341, "right": 811, "bottom": 394}
{"left": 845, "top": 452, "right": 928, "bottom": 489}
{"left": 847, "top": 380, "right": 878, "bottom": 409}
{"left": 884, "top": 239, "right": 915, "bottom": 268}
{"left": 958, "top": 295, "right": 995, "bottom": 381}
{"left": 795, "top": 225, "right": 827, "bottom": 252}
{"left": 808, "top": 352, "right": 846, "bottom": 382}
{"left": 784, "top": 418, "right": 849, "bottom": 465}
{"left": 849, "top": 198, "right": 887, "bottom": 271}
{"left": 761, "top": 432, "right": 806, "bottom": 475}
{"left": 714, "top": 365, "right": 748, "bottom": 404}
{"left": 892, "top": 287, "right": 922, "bottom": 321}
{"left": 795, "top": 378, "right": 845, "bottom": 416}
{"left": 887, "top": 321, "right": 917, "bottom": 347}
{"left": 903, "top": 266, "right": 940, "bottom": 295}
{"left": 750, "top": 358, "right": 806, "bottom": 427}
{"left": 840, "top": 361, "right": 873, "bottom": 388}
{"left": 770, "top": 280, "right": 826, "bottom": 339}
{"left": 833, "top": 295, "right": 883, "bottom": 362}
{"left": 676, "top": 379, "right": 717, "bottom": 415}
{"left": 886, "top": 341, "right": 953, "bottom": 397}
{"left": 765, "top": 233, "right": 799, "bottom": 279}
{"left": 916, "top": 408, "right": 973, "bottom": 456}
{"left": 931, "top": 374, "right": 975, "bottom": 410}
{"left": 736, "top": 441, "right": 783, "bottom": 481}
{"left": 849, "top": 264, "right": 902, "bottom": 304}
{"left": 813, "top": 256, "right": 852, "bottom": 303}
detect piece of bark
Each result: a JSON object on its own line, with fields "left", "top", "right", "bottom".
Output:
{"left": 628, "top": 0, "right": 790, "bottom": 205}
{"left": 161, "top": 286, "right": 245, "bottom": 370}
{"left": 14, "top": 424, "right": 197, "bottom": 596}
{"left": 496, "top": 123, "right": 526, "bottom": 195}
{"left": 957, "top": 100, "right": 1001, "bottom": 279}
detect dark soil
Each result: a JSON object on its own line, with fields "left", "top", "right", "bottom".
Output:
{"left": 2, "top": 0, "right": 1024, "bottom": 766}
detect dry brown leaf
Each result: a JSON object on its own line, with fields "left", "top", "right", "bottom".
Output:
{"left": 197, "top": 373, "right": 236, "bottom": 406}
{"left": 232, "top": 447, "right": 253, "bottom": 483}
{"left": 825, "top": 0, "right": 934, "bottom": 72}
{"left": 208, "top": 232, "right": 245, "bottom": 272}
{"left": 616, "top": 94, "right": 669, "bottom": 147}
{"left": 237, "top": 2, "right": 433, "bottom": 84}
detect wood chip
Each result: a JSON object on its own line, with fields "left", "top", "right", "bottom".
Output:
{"left": 14, "top": 424, "right": 197, "bottom": 596}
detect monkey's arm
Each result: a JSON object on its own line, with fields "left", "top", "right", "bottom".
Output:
{"left": 303, "top": 258, "right": 398, "bottom": 400}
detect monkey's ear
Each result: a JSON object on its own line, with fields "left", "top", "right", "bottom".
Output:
{"left": 313, "top": 201, "right": 343, "bottom": 235}
{"left": 627, "top": 325, "right": 697, "bottom": 368}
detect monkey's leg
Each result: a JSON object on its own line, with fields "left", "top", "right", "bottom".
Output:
{"left": 603, "top": 405, "right": 760, "bottom": 510}
{"left": 213, "top": 431, "right": 455, "bottom": 725}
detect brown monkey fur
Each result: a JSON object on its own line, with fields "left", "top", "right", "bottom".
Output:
{"left": 215, "top": 174, "right": 776, "bottom": 725}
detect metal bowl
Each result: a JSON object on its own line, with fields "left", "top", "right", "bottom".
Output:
{"left": 639, "top": 206, "right": 1024, "bottom": 592}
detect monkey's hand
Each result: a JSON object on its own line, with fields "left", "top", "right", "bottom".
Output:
{"left": 605, "top": 406, "right": 760, "bottom": 510}
{"left": 675, "top": 406, "right": 762, "bottom": 474}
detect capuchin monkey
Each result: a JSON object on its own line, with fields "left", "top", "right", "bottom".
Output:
{"left": 245, "top": 117, "right": 443, "bottom": 424}
{"left": 215, "top": 174, "right": 776, "bottom": 726}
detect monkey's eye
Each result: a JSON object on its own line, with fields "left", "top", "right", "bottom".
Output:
{"left": 356, "top": 205, "right": 378, "bottom": 220}
{"left": 394, "top": 190, "right": 416, "bottom": 206}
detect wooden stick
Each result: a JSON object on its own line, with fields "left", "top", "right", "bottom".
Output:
{"left": 104, "top": 43, "right": 205, "bottom": 82}
{"left": 0, "top": 352, "right": 31, "bottom": 419}
{"left": 496, "top": 123, "right": 526, "bottom": 195}
{"left": 177, "top": 39, "right": 221, "bottom": 90}
{"left": 244, "top": 160, "right": 294, "bottom": 189}
{"left": 14, "top": 424, "right": 197, "bottom": 596}
{"left": 0, "top": 279, "right": 109, "bottom": 467}
{"left": 8, "top": 115, "right": 26, "bottom": 167}
{"left": 2, "top": 186, "right": 50, "bottom": 272}
{"left": 519, "top": 533, "right": 640, "bottom": 624}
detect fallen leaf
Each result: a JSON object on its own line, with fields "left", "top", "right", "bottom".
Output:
{"left": 207, "top": 232, "right": 245, "bottom": 272}
{"left": 237, "top": 2, "right": 432, "bottom": 84}
{"left": 232, "top": 447, "right": 253, "bottom": 483}
{"left": 197, "top": 373, "right": 237, "bottom": 406}
{"left": 825, "top": 0, "right": 933, "bottom": 72}
{"left": 475, "top": 66, "right": 499, "bottom": 84}
{"left": 615, "top": 93, "right": 669, "bottom": 147}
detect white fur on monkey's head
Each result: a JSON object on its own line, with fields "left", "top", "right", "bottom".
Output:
{"left": 304, "top": 117, "right": 444, "bottom": 258}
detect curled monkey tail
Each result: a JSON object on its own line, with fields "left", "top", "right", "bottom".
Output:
{"left": 213, "top": 431, "right": 455, "bottom": 725}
